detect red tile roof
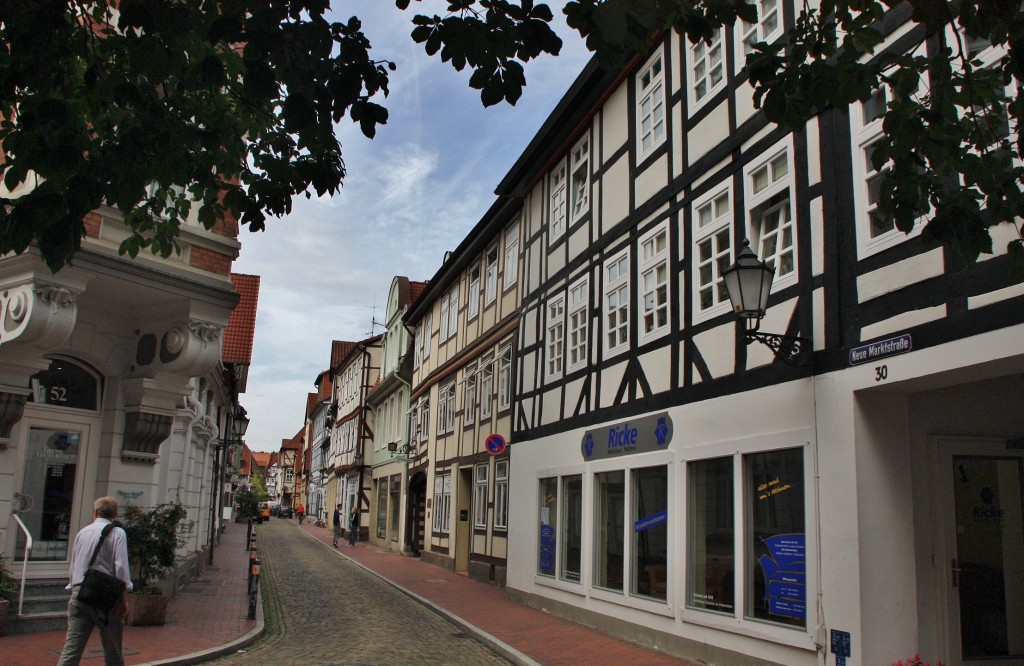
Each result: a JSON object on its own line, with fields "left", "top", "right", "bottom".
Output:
{"left": 223, "top": 274, "right": 260, "bottom": 364}
{"left": 409, "top": 280, "right": 428, "bottom": 304}
{"left": 331, "top": 340, "right": 357, "bottom": 369}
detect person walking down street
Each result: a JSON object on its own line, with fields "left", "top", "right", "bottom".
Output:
{"left": 332, "top": 503, "right": 343, "bottom": 547}
{"left": 348, "top": 505, "right": 359, "bottom": 547}
{"left": 296, "top": 503, "right": 305, "bottom": 524}
{"left": 58, "top": 496, "right": 133, "bottom": 666}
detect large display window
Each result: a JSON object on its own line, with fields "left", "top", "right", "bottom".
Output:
{"left": 688, "top": 457, "right": 734, "bottom": 613}
{"left": 632, "top": 466, "right": 668, "bottom": 600}
{"left": 594, "top": 470, "right": 625, "bottom": 591}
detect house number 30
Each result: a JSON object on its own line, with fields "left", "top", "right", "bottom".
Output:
{"left": 874, "top": 365, "right": 888, "bottom": 382}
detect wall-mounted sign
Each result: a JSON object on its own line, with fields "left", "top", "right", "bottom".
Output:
{"left": 581, "top": 412, "right": 673, "bottom": 461}
{"left": 848, "top": 333, "right": 912, "bottom": 366}
{"left": 485, "top": 434, "right": 506, "bottom": 455}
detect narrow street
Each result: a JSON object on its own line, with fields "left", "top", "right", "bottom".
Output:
{"left": 209, "top": 519, "right": 512, "bottom": 665}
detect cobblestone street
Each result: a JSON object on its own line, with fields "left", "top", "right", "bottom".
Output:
{"left": 209, "top": 519, "right": 512, "bottom": 666}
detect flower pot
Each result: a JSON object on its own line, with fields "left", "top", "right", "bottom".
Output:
{"left": 126, "top": 593, "right": 168, "bottom": 626}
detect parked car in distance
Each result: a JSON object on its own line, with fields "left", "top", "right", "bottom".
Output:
{"left": 278, "top": 505, "right": 293, "bottom": 518}
{"left": 258, "top": 502, "right": 271, "bottom": 522}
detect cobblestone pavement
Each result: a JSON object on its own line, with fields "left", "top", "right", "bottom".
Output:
{"left": 209, "top": 519, "right": 512, "bottom": 666}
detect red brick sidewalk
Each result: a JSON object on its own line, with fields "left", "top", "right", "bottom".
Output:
{"left": 295, "top": 517, "right": 695, "bottom": 666}
{"left": 0, "top": 521, "right": 260, "bottom": 666}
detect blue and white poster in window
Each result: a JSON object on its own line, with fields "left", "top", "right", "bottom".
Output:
{"left": 758, "top": 534, "right": 806, "bottom": 621}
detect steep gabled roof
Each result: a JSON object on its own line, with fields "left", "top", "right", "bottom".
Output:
{"left": 409, "top": 280, "right": 428, "bottom": 306}
{"left": 331, "top": 340, "right": 357, "bottom": 369}
{"left": 223, "top": 273, "right": 260, "bottom": 363}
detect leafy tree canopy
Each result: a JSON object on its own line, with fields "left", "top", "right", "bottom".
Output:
{"left": 250, "top": 466, "right": 270, "bottom": 502}
{"left": 1, "top": 1, "right": 1021, "bottom": 271}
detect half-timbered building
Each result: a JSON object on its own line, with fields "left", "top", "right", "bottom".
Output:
{"left": 405, "top": 198, "right": 522, "bottom": 584}
{"left": 497, "top": 7, "right": 1024, "bottom": 666}
{"left": 326, "top": 335, "right": 381, "bottom": 541}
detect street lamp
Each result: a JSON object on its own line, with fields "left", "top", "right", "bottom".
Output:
{"left": 723, "top": 240, "right": 811, "bottom": 366}
{"left": 208, "top": 410, "right": 250, "bottom": 565}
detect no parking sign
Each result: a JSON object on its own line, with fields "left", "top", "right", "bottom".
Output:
{"left": 485, "top": 434, "right": 506, "bottom": 455}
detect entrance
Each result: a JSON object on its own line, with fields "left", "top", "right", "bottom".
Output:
{"left": 939, "top": 437, "right": 1024, "bottom": 666}
{"left": 14, "top": 412, "right": 99, "bottom": 578}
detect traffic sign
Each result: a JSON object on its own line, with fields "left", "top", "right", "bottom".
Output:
{"left": 485, "top": 434, "right": 506, "bottom": 455}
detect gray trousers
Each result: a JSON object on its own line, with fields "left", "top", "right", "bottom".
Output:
{"left": 57, "top": 587, "right": 125, "bottom": 666}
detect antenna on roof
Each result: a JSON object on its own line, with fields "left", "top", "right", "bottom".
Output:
{"left": 363, "top": 299, "right": 385, "bottom": 337}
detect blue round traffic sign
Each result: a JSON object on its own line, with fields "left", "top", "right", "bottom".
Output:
{"left": 485, "top": 434, "right": 506, "bottom": 455}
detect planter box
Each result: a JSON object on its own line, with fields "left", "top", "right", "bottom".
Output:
{"left": 126, "top": 593, "right": 168, "bottom": 626}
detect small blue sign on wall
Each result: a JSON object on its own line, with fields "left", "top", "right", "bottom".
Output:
{"left": 830, "top": 629, "right": 851, "bottom": 666}
{"left": 848, "top": 333, "right": 912, "bottom": 365}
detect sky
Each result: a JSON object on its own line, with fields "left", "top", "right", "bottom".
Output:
{"left": 233, "top": 2, "right": 593, "bottom": 453}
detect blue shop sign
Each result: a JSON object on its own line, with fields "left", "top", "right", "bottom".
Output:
{"left": 581, "top": 413, "right": 673, "bottom": 461}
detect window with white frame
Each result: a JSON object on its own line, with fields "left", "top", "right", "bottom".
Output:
{"left": 637, "top": 51, "right": 666, "bottom": 157}
{"left": 432, "top": 473, "right": 451, "bottom": 533}
{"left": 567, "top": 277, "right": 589, "bottom": 371}
{"left": 485, "top": 244, "right": 498, "bottom": 304}
{"left": 851, "top": 50, "right": 931, "bottom": 258}
{"left": 604, "top": 251, "right": 629, "bottom": 354}
{"left": 464, "top": 370, "right": 477, "bottom": 426}
{"left": 479, "top": 356, "right": 494, "bottom": 420}
{"left": 419, "top": 396, "right": 430, "bottom": 442}
{"left": 639, "top": 224, "right": 669, "bottom": 340}
{"left": 745, "top": 141, "right": 796, "bottom": 291}
{"left": 422, "top": 313, "right": 431, "bottom": 360}
{"left": 735, "top": 0, "right": 782, "bottom": 66}
{"left": 497, "top": 345, "right": 512, "bottom": 411}
{"left": 570, "top": 135, "right": 590, "bottom": 219}
{"left": 409, "top": 403, "right": 419, "bottom": 443}
{"left": 692, "top": 187, "right": 733, "bottom": 321}
{"left": 413, "top": 325, "right": 423, "bottom": 369}
{"left": 546, "top": 296, "right": 565, "bottom": 379}
{"left": 549, "top": 160, "right": 567, "bottom": 241}
{"left": 689, "top": 28, "right": 726, "bottom": 110}
{"left": 494, "top": 460, "right": 509, "bottom": 530}
{"left": 467, "top": 265, "right": 481, "bottom": 320}
{"left": 438, "top": 285, "right": 458, "bottom": 341}
{"left": 438, "top": 381, "right": 455, "bottom": 435}
{"left": 474, "top": 463, "right": 489, "bottom": 528}
{"left": 503, "top": 223, "right": 520, "bottom": 289}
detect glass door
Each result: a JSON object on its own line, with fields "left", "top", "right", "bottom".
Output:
{"left": 941, "top": 438, "right": 1024, "bottom": 666}
{"left": 16, "top": 425, "right": 90, "bottom": 563}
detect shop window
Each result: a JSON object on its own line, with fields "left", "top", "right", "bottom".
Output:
{"left": 746, "top": 448, "right": 806, "bottom": 628}
{"left": 433, "top": 473, "right": 451, "bottom": 533}
{"left": 389, "top": 475, "right": 400, "bottom": 540}
{"left": 539, "top": 477, "right": 558, "bottom": 576}
{"left": 632, "top": 466, "right": 668, "bottom": 600}
{"left": 376, "top": 479, "right": 388, "bottom": 539}
{"left": 594, "top": 470, "right": 625, "bottom": 591}
{"left": 494, "top": 460, "right": 509, "bottom": 530}
{"left": 688, "top": 457, "right": 735, "bottom": 614}
{"left": 474, "top": 463, "right": 489, "bottom": 529}
{"left": 561, "top": 475, "right": 583, "bottom": 583}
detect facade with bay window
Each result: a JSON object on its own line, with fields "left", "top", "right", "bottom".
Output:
{"left": 500, "top": 6, "right": 1024, "bottom": 666}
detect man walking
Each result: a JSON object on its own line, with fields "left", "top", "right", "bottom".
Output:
{"left": 348, "top": 505, "right": 359, "bottom": 547}
{"left": 332, "top": 503, "right": 343, "bottom": 547}
{"left": 58, "top": 496, "right": 133, "bottom": 666}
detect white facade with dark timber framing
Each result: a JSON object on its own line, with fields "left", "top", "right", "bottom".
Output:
{"left": 405, "top": 198, "right": 521, "bottom": 585}
{"left": 495, "top": 7, "right": 1024, "bottom": 666}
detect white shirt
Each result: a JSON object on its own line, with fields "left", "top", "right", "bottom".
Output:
{"left": 66, "top": 517, "right": 133, "bottom": 591}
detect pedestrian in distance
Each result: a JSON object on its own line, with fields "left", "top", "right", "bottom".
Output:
{"left": 58, "top": 496, "right": 133, "bottom": 666}
{"left": 348, "top": 505, "right": 359, "bottom": 547}
{"left": 332, "top": 503, "right": 343, "bottom": 547}
{"left": 296, "top": 503, "right": 305, "bottom": 525}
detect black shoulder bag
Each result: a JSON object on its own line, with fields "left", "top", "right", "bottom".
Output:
{"left": 76, "top": 524, "right": 127, "bottom": 612}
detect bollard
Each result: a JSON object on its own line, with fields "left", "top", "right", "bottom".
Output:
{"left": 247, "top": 558, "right": 261, "bottom": 620}
{"left": 248, "top": 545, "right": 257, "bottom": 587}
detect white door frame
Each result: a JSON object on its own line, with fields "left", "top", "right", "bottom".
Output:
{"left": 11, "top": 404, "right": 102, "bottom": 580}
{"left": 933, "top": 436, "right": 1024, "bottom": 666}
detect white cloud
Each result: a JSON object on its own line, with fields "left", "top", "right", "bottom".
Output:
{"left": 235, "top": 2, "right": 593, "bottom": 452}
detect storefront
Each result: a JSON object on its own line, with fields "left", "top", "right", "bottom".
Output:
{"left": 508, "top": 325, "right": 1024, "bottom": 666}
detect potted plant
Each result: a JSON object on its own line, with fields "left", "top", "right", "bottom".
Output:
{"left": 121, "top": 501, "right": 186, "bottom": 626}
{"left": 0, "top": 553, "right": 19, "bottom": 637}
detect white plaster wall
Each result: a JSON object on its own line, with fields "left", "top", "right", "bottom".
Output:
{"left": 601, "top": 85, "right": 628, "bottom": 166}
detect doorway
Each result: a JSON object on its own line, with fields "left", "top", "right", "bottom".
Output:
{"left": 938, "top": 437, "right": 1024, "bottom": 666}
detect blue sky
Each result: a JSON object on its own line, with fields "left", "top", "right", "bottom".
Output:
{"left": 234, "top": 3, "right": 592, "bottom": 452}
